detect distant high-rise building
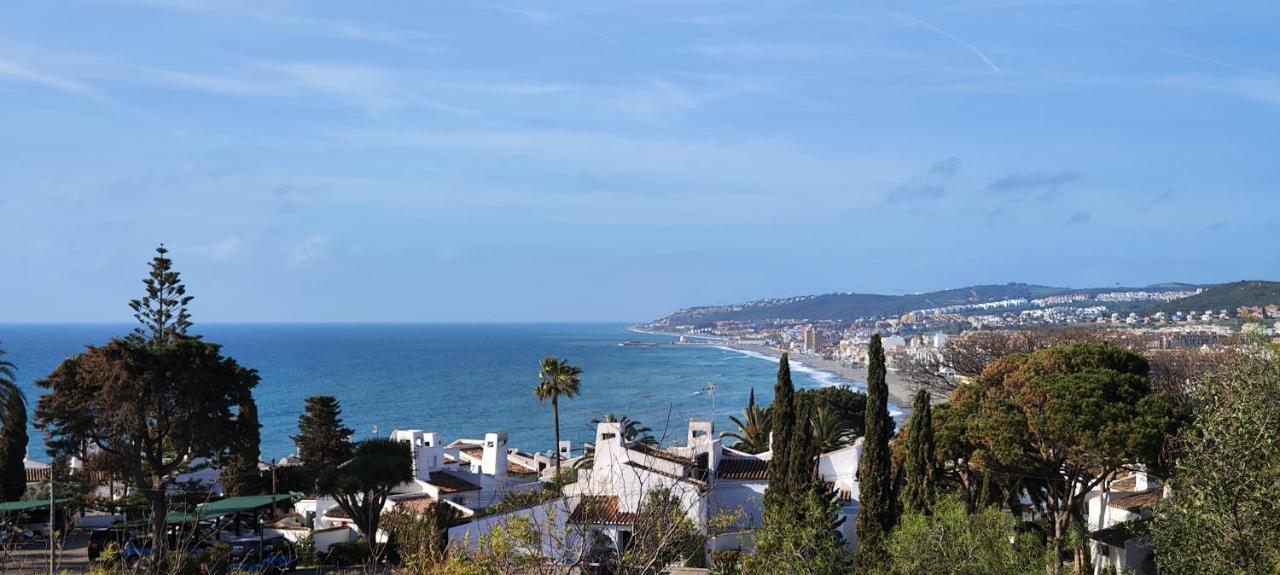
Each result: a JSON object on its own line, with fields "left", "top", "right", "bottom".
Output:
{"left": 803, "top": 325, "right": 819, "bottom": 352}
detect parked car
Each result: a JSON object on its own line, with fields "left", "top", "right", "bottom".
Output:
{"left": 86, "top": 529, "right": 128, "bottom": 562}
{"left": 0, "top": 526, "right": 35, "bottom": 546}
{"left": 228, "top": 536, "right": 297, "bottom": 575}
{"left": 121, "top": 536, "right": 153, "bottom": 565}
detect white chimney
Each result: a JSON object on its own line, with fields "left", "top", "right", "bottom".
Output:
{"left": 482, "top": 432, "right": 509, "bottom": 478}
{"left": 688, "top": 419, "right": 713, "bottom": 448}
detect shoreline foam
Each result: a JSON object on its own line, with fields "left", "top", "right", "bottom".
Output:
{"left": 630, "top": 326, "right": 910, "bottom": 418}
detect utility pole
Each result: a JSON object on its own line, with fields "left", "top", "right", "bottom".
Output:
{"left": 48, "top": 476, "right": 55, "bottom": 575}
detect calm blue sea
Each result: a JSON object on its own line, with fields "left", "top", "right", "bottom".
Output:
{"left": 0, "top": 324, "right": 854, "bottom": 462}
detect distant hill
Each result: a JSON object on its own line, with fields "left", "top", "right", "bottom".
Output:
{"left": 647, "top": 282, "right": 1243, "bottom": 327}
{"left": 1152, "top": 281, "right": 1280, "bottom": 313}
{"left": 654, "top": 283, "right": 1110, "bottom": 325}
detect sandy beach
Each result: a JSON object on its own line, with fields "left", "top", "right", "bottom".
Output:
{"left": 707, "top": 342, "right": 917, "bottom": 408}
{"left": 629, "top": 327, "right": 921, "bottom": 410}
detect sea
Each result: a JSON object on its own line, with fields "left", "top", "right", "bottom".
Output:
{"left": 0, "top": 323, "right": 867, "bottom": 462}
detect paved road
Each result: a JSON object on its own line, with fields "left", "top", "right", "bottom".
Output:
{"left": 2, "top": 530, "right": 89, "bottom": 573}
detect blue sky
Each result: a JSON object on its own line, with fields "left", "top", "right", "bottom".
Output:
{"left": 1, "top": 1, "right": 1277, "bottom": 322}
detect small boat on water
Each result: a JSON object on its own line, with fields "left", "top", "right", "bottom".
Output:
{"left": 619, "top": 340, "right": 659, "bottom": 348}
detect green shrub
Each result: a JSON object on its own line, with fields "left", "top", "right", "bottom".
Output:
{"left": 293, "top": 533, "right": 316, "bottom": 565}
{"left": 710, "top": 549, "right": 742, "bottom": 575}
{"left": 323, "top": 539, "right": 371, "bottom": 566}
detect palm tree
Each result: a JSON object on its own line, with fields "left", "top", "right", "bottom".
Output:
{"left": 0, "top": 345, "right": 28, "bottom": 502}
{"left": 576, "top": 413, "right": 655, "bottom": 469}
{"left": 722, "top": 388, "right": 771, "bottom": 454}
{"left": 535, "top": 357, "right": 582, "bottom": 479}
{"left": 810, "top": 404, "right": 855, "bottom": 453}
{"left": 590, "top": 413, "right": 657, "bottom": 445}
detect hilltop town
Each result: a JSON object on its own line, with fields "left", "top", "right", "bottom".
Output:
{"left": 639, "top": 281, "right": 1280, "bottom": 373}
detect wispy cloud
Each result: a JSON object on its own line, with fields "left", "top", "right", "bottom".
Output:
{"left": 608, "top": 77, "right": 698, "bottom": 119}
{"left": 1224, "top": 78, "right": 1280, "bottom": 107}
{"left": 486, "top": 82, "right": 579, "bottom": 95}
{"left": 122, "top": 63, "right": 267, "bottom": 96}
{"left": 197, "top": 236, "right": 245, "bottom": 260}
{"left": 290, "top": 234, "right": 331, "bottom": 265}
{"left": 0, "top": 59, "right": 106, "bottom": 101}
{"left": 336, "top": 128, "right": 895, "bottom": 206}
{"left": 262, "top": 62, "right": 469, "bottom": 114}
{"left": 690, "top": 40, "right": 843, "bottom": 61}
{"left": 1038, "top": 16, "right": 1275, "bottom": 78}
{"left": 489, "top": 5, "right": 559, "bottom": 25}
{"left": 985, "top": 170, "right": 1079, "bottom": 199}
{"left": 1151, "top": 189, "right": 1176, "bottom": 205}
{"left": 1065, "top": 210, "right": 1090, "bottom": 225}
{"left": 98, "top": 0, "right": 434, "bottom": 48}
{"left": 889, "top": 157, "right": 961, "bottom": 203}
{"left": 890, "top": 12, "right": 1002, "bottom": 75}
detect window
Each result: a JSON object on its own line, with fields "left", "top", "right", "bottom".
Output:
{"left": 602, "top": 433, "right": 617, "bottom": 441}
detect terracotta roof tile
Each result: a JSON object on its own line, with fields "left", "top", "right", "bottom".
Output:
{"left": 717, "top": 458, "right": 768, "bottom": 481}
{"left": 1110, "top": 475, "right": 1137, "bottom": 492}
{"left": 391, "top": 493, "right": 438, "bottom": 514}
{"left": 1109, "top": 488, "right": 1162, "bottom": 511}
{"left": 570, "top": 496, "right": 634, "bottom": 526}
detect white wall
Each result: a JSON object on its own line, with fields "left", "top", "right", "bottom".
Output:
{"left": 447, "top": 498, "right": 580, "bottom": 563}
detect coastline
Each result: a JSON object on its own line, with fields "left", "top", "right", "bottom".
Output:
{"left": 630, "top": 327, "right": 914, "bottom": 412}
{"left": 712, "top": 342, "right": 914, "bottom": 411}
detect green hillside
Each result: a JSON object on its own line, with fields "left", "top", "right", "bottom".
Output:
{"left": 651, "top": 282, "right": 1222, "bottom": 326}
{"left": 658, "top": 283, "right": 1078, "bottom": 324}
{"left": 1153, "top": 281, "right": 1280, "bottom": 313}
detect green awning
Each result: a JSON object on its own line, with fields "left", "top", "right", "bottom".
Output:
{"left": 0, "top": 499, "right": 73, "bottom": 514}
{"left": 163, "top": 512, "right": 203, "bottom": 524}
{"left": 193, "top": 493, "right": 299, "bottom": 519}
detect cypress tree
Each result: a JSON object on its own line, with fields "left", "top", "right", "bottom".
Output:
{"left": 749, "top": 355, "right": 851, "bottom": 573}
{"left": 788, "top": 391, "right": 820, "bottom": 488}
{"left": 854, "top": 334, "right": 895, "bottom": 573}
{"left": 220, "top": 397, "right": 262, "bottom": 496}
{"left": 292, "top": 396, "right": 354, "bottom": 480}
{"left": 902, "top": 388, "right": 936, "bottom": 515}
{"left": 764, "top": 353, "right": 797, "bottom": 507}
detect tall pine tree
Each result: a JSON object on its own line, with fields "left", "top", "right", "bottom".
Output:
{"left": 901, "top": 388, "right": 936, "bottom": 515}
{"left": 764, "top": 353, "right": 797, "bottom": 507}
{"left": 220, "top": 397, "right": 262, "bottom": 496}
{"left": 854, "top": 334, "right": 896, "bottom": 573}
{"left": 292, "top": 396, "right": 354, "bottom": 480}
{"left": 748, "top": 353, "right": 849, "bottom": 574}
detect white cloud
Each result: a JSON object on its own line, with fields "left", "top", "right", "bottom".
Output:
{"left": 123, "top": 63, "right": 267, "bottom": 96}
{"left": 1228, "top": 78, "right": 1280, "bottom": 107}
{"left": 262, "top": 61, "right": 469, "bottom": 114}
{"left": 291, "top": 234, "right": 331, "bottom": 265}
{"left": 198, "top": 236, "right": 245, "bottom": 260}
{"left": 608, "top": 77, "right": 698, "bottom": 119}
{"left": 0, "top": 59, "right": 105, "bottom": 101}
{"left": 487, "top": 82, "right": 579, "bottom": 95}
{"left": 337, "top": 128, "right": 898, "bottom": 206}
